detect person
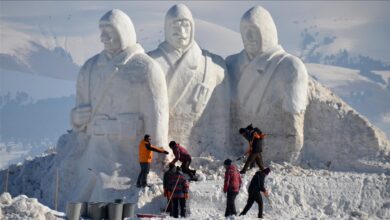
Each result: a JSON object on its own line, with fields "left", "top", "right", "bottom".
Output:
{"left": 167, "top": 167, "right": 189, "bottom": 218}
{"left": 169, "top": 141, "right": 197, "bottom": 180}
{"left": 148, "top": 4, "right": 231, "bottom": 158}
{"left": 223, "top": 159, "right": 242, "bottom": 217}
{"left": 66, "top": 9, "right": 169, "bottom": 202}
{"left": 137, "top": 134, "right": 169, "bottom": 188}
{"left": 226, "top": 6, "right": 308, "bottom": 163}
{"left": 239, "top": 126, "right": 266, "bottom": 174}
{"left": 163, "top": 163, "right": 176, "bottom": 213}
{"left": 239, "top": 168, "right": 271, "bottom": 219}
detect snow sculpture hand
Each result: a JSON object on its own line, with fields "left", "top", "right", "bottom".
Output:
{"left": 71, "top": 106, "right": 92, "bottom": 130}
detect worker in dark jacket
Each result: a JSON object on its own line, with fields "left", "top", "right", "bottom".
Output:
{"left": 167, "top": 167, "right": 189, "bottom": 218}
{"left": 239, "top": 126, "right": 266, "bottom": 174}
{"left": 223, "top": 159, "right": 242, "bottom": 217}
{"left": 137, "top": 134, "right": 169, "bottom": 187}
{"left": 163, "top": 163, "right": 176, "bottom": 213}
{"left": 239, "top": 168, "right": 271, "bottom": 218}
{"left": 169, "top": 141, "right": 197, "bottom": 180}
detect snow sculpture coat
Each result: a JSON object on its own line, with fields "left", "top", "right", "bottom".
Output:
{"left": 148, "top": 4, "right": 231, "bottom": 158}
{"left": 67, "top": 9, "right": 169, "bottom": 202}
{"left": 226, "top": 6, "right": 308, "bottom": 163}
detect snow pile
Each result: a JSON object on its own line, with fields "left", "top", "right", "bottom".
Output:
{"left": 0, "top": 192, "right": 63, "bottom": 220}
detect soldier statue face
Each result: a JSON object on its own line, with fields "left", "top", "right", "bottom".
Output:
{"left": 241, "top": 24, "right": 262, "bottom": 59}
{"left": 100, "top": 24, "right": 122, "bottom": 55}
{"left": 167, "top": 19, "right": 192, "bottom": 50}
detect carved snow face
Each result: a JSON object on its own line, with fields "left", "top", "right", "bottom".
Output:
{"left": 241, "top": 24, "right": 262, "bottom": 59}
{"left": 100, "top": 24, "right": 122, "bottom": 55}
{"left": 167, "top": 19, "right": 192, "bottom": 50}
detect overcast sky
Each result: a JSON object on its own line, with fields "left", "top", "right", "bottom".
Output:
{"left": 1, "top": 1, "right": 389, "bottom": 62}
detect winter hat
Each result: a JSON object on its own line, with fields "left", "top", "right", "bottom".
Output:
{"left": 239, "top": 128, "right": 246, "bottom": 134}
{"left": 169, "top": 141, "right": 177, "bottom": 148}
{"left": 144, "top": 134, "right": 150, "bottom": 141}
{"left": 224, "top": 159, "right": 232, "bottom": 166}
{"left": 246, "top": 124, "right": 254, "bottom": 131}
{"left": 99, "top": 9, "right": 136, "bottom": 50}
{"left": 263, "top": 167, "right": 271, "bottom": 175}
{"left": 168, "top": 163, "right": 175, "bottom": 170}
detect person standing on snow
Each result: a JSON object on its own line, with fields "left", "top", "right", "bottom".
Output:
{"left": 239, "top": 168, "right": 271, "bottom": 219}
{"left": 239, "top": 126, "right": 266, "bottom": 174}
{"left": 223, "top": 159, "right": 242, "bottom": 217}
{"left": 167, "top": 167, "right": 189, "bottom": 218}
{"left": 169, "top": 141, "right": 197, "bottom": 180}
{"left": 137, "top": 134, "right": 169, "bottom": 188}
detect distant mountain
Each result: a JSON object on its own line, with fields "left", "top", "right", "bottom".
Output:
{"left": 300, "top": 28, "right": 390, "bottom": 73}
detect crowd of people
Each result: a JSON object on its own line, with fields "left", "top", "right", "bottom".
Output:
{"left": 137, "top": 124, "right": 271, "bottom": 218}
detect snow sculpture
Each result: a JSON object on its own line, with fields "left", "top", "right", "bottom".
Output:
{"left": 60, "top": 9, "right": 169, "bottom": 203}
{"left": 226, "top": 6, "right": 308, "bottom": 163}
{"left": 148, "top": 4, "right": 230, "bottom": 158}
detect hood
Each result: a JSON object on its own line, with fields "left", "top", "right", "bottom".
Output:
{"left": 99, "top": 9, "right": 136, "bottom": 50}
{"left": 240, "top": 6, "right": 278, "bottom": 55}
{"left": 164, "top": 4, "right": 195, "bottom": 51}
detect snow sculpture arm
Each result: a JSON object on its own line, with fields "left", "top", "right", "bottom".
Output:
{"left": 208, "top": 54, "right": 231, "bottom": 152}
{"left": 278, "top": 56, "right": 308, "bottom": 114}
{"left": 140, "top": 60, "right": 169, "bottom": 148}
{"left": 71, "top": 57, "right": 96, "bottom": 131}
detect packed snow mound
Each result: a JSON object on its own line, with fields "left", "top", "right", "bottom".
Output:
{"left": 301, "top": 77, "right": 390, "bottom": 173}
{"left": 0, "top": 192, "right": 64, "bottom": 220}
{"left": 306, "top": 63, "right": 390, "bottom": 138}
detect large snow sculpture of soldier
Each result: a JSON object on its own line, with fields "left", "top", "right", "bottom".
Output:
{"left": 149, "top": 4, "right": 231, "bottom": 158}
{"left": 226, "top": 6, "right": 308, "bottom": 163}
{"left": 59, "top": 9, "right": 169, "bottom": 203}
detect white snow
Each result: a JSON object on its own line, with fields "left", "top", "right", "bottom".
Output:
{"left": 2, "top": 161, "right": 389, "bottom": 219}
{"left": 0, "top": 192, "right": 64, "bottom": 220}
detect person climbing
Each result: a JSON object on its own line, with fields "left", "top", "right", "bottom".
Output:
{"left": 223, "top": 159, "right": 242, "bottom": 217}
{"left": 169, "top": 141, "right": 197, "bottom": 181}
{"left": 239, "top": 168, "right": 271, "bottom": 219}
{"left": 163, "top": 163, "right": 176, "bottom": 213}
{"left": 137, "top": 134, "right": 169, "bottom": 188}
{"left": 167, "top": 167, "right": 189, "bottom": 218}
{"left": 239, "top": 125, "right": 267, "bottom": 174}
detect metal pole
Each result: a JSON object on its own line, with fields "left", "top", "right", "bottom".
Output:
{"left": 4, "top": 168, "right": 9, "bottom": 193}
{"left": 54, "top": 168, "right": 59, "bottom": 211}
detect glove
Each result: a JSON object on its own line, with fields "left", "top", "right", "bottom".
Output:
{"left": 184, "top": 193, "right": 189, "bottom": 199}
{"left": 163, "top": 150, "right": 169, "bottom": 155}
{"left": 263, "top": 190, "right": 269, "bottom": 197}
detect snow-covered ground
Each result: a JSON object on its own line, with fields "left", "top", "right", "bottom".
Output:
{"left": 2, "top": 160, "right": 389, "bottom": 220}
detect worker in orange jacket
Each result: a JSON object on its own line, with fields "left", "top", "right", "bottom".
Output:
{"left": 137, "top": 134, "right": 169, "bottom": 188}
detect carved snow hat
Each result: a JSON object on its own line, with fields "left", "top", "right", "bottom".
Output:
{"left": 99, "top": 9, "right": 136, "bottom": 50}
{"left": 240, "top": 6, "right": 278, "bottom": 53}
{"left": 164, "top": 4, "right": 195, "bottom": 47}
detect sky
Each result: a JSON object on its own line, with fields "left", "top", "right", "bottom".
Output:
{"left": 1, "top": 1, "right": 389, "bottom": 62}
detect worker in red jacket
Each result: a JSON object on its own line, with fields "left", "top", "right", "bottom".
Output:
{"left": 169, "top": 141, "right": 197, "bottom": 180}
{"left": 167, "top": 167, "right": 189, "bottom": 218}
{"left": 223, "top": 159, "right": 242, "bottom": 217}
